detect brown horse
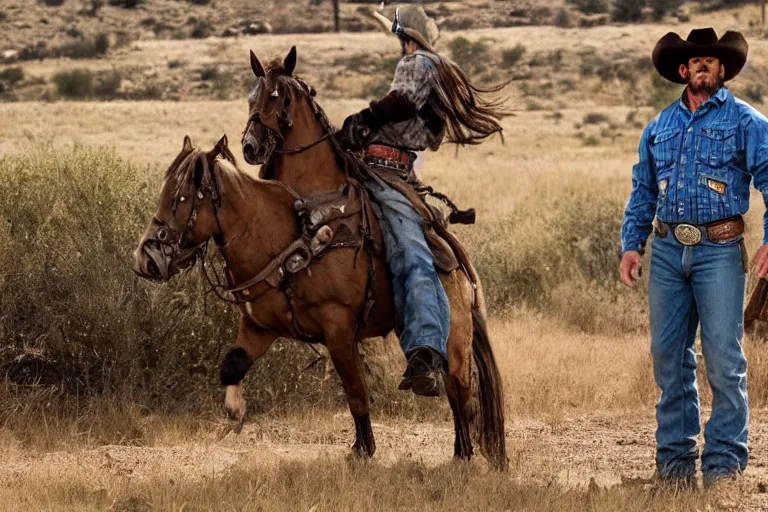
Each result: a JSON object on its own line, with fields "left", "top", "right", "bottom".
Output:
{"left": 133, "top": 64, "right": 505, "bottom": 471}
{"left": 239, "top": 47, "right": 506, "bottom": 466}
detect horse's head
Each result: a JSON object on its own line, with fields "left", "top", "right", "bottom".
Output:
{"left": 132, "top": 135, "right": 233, "bottom": 281}
{"left": 241, "top": 46, "right": 318, "bottom": 165}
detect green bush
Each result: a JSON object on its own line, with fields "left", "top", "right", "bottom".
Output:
{"left": 448, "top": 36, "right": 488, "bottom": 74}
{"left": 649, "top": 72, "right": 683, "bottom": 110}
{"left": 93, "top": 70, "right": 122, "bottom": 98}
{"left": 500, "top": 44, "right": 526, "bottom": 69}
{"left": 650, "top": 0, "right": 684, "bottom": 20}
{"left": 56, "top": 32, "right": 110, "bottom": 59}
{"left": 108, "top": 0, "right": 143, "bottom": 7}
{"left": 567, "top": 0, "right": 611, "bottom": 14}
{"left": 53, "top": 69, "right": 94, "bottom": 98}
{"left": 52, "top": 69, "right": 123, "bottom": 99}
{"left": 554, "top": 7, "right": 573, "bottom": 27}
{"left": 583, "top": 112, "right": 610, "bottom": 124}
{"left": 0, "top": 66, "right": 24, "bottom": 87}
{"left": 612, "top": 0, "right": 644, "bottom": 22}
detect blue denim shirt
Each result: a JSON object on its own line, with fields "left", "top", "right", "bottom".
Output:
{"left": 622, "top": 87, "right": 768, "bottom": 252}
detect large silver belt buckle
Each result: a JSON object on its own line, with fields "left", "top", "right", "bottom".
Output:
{"left": 674, "top": 224, "right": 702, "bottom": 246}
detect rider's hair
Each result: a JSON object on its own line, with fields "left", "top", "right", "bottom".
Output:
{"left": 429, "top": 55, "right": 511, "bottom": 146}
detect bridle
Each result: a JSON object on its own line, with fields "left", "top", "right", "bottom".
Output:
{"left": 241, "top": 78, "right": 337, "bottom": 158}
{"left": 146, "top": 154, "right": 224, "bottom": 281}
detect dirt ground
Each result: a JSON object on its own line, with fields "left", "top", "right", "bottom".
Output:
{"left": 4, "top": 410, "right": 768, "bottom": 510}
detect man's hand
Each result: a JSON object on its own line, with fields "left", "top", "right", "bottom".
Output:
{"left": 753, "top": 244, "right": 768, "bottom": 277}
{"left": 620, "top": 250, "right": 643, "bottom": 288}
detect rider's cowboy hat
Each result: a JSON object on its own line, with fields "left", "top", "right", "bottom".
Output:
{"left": 652, "top": 28, "right": 748, "bottom": 84}
{"left": 373, "top": 5, "right": 439, "bottom": 53}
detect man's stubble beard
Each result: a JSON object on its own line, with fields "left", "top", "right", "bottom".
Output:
{"left": 687, "top": 70, "right": 724, "bottom": 97}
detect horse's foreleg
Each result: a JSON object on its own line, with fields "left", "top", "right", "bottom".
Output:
{"left": 323, "top": 307, "right": 375, "bottom": 458}
{"left": 221, "top": 316, "right": 278, "bottom": 432}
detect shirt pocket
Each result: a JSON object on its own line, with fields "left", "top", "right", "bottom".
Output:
{"left": 656, "top": 169, "right": 674, "bottom": 209}
{"left": 649, "top": 129, "right": 681, "bottom": 171}
{"left": 696, "top": 125, "right": 737, "bottom": 169}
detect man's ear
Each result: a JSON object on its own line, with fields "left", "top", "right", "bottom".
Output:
{"left": 678, "top": 63, "right": 689, "bottom": 81}
{"left": 719, "top": 62, "right": 726, "bottom": 79}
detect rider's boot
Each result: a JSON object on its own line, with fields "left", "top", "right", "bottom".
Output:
{"left": 398, "top": 346, "right": 447, "bottom": 397}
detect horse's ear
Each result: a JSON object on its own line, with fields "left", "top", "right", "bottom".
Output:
{"left": 207, "top": 135, "right": 227, "bottom": 164}
{"left": 284, "top": 46, "right": 297, "bottom": 76}
{"left": 183, "top": 135, "right": 193, "bottom": 151}
{"left": 250, "top": 50, "right": 265, "bottom": 78}
{"left": 215, "top": 134, "right": 228, "bottom": 152}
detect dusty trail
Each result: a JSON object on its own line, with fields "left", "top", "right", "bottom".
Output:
{"left": 5, "top": 411, "right": 768, "bottom": 510}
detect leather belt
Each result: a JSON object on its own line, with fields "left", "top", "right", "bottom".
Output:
{"left": 365, "top": 144, "right": 412, "bottom": 165}
{"left": 654, "top": 216, "right": 744, "bottom": 246}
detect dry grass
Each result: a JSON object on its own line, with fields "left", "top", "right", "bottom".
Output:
{"left": 0, "top": 456, "right": 713, "bottom": 512}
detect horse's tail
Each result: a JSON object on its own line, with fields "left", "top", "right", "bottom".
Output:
{"left": 471, "top": 308, "right": 508, "bottom": 471}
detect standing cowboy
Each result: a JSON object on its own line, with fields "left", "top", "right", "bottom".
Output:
{"left": 338, "top": 5, "right": 506, "bottom": 397}
{"left": 621, "top": 28, "right": 768, "bottom": 487}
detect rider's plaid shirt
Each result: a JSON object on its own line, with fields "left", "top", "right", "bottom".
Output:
{"left": 622, "top": 87, "right": 768, "bottom": 252}
{"left": 369, "top": 50, "right": 445, "bottom": 152}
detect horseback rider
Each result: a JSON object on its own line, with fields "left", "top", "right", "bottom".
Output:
{"left": 338, "top": 5, "right": 507, "bottom": 397}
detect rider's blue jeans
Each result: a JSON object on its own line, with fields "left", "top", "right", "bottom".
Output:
{"left": 366, "top": 181, "right": 450, "bottom": 359}
{"left": 649, "top": 231, "right": 748, "bottom": 479}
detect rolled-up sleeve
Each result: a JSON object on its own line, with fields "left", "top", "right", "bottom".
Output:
{"left": 622, "top": 124, "right": 658, "bottom": 253}
{"left": 743, "top": 109, "right": 768, "bottom": 244}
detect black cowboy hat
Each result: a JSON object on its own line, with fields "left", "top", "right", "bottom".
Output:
{"left": 652, "top": 28, "right": 748, "bottom": 84}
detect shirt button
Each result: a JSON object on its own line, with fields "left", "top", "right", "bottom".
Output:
{"left": 687, "top": 127, "right": 693, "bottom": 133}
{"left": 681, "top": 156, "right": 687, "bottom": 164}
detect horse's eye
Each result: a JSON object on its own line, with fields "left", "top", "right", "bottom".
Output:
{"left": 157, "top": 228, "right": 168, "bottom": 241}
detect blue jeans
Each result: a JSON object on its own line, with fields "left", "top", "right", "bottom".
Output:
{"left": 366, "top": 181, "right": 450, "bottom": 359}
{"left": 649, "top": 231, "right": 748, "bottom": 479}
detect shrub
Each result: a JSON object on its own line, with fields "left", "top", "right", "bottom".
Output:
{"left": 745, "top": 83, "right": 765, "bottom": 104}
{"left": 0, "top": 66, "right": 24, "bottom": 87}
{"left": 500, "top": 44, "right": 526, "bottom": 69}
{"left": 650, "top": 0, "right": 683, "bottom": 20}
{"left": 108, "top": 0, "right": 143, "bottom": 7}
{"left": 39, "top": 0, "right": 66, "bottom": 5}
{"left": 190, "top": 21, "right": 212, "bottom": 39}
{"left": 53, "top": 68, "right": 93, "bottom": 98}
{"left": 554, "top": 7, "right": 573, "bottom": 28}
{"left": 567, "top": 0, "right": 610, "bottom": 14}
{"left": 612, "top": 0, "right": 645, "bottom": 22}
{"left": 448, "top": 36, "right": 488, "bottom": 74}
{"left": 93, "top": 70, "right": 122, "bottom": 98}
{"left": 200, "top": 65, "right": 219, "bottom": 81}
{"left": 56, "top": 33, "right": 110, "bottom": 59}
{"left": 582, "top": 135, "right": 600, "bottom": 146}
{"left": 649, "top": 72, "right": 683, "bottom": 109}
{"left": 583, "top": 112, "right": 610, "bottom": 124}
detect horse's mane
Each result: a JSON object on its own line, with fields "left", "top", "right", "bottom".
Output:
{"left": 164, "top": 145, "right": 255, "bottom": 201}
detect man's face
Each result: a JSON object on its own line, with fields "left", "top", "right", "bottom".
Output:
{"left": 679, "top": 56, "right": 725, "bottom": 94}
